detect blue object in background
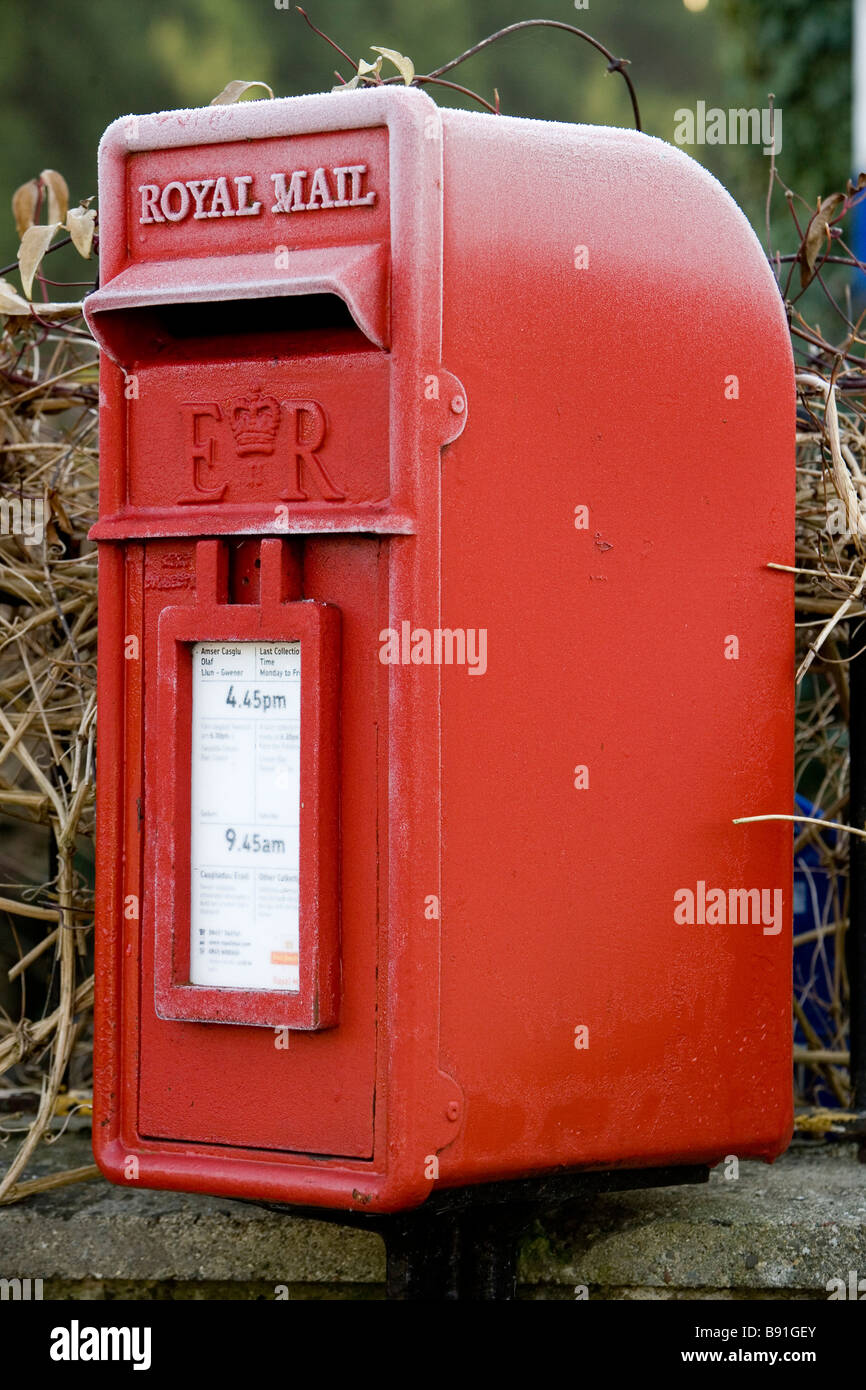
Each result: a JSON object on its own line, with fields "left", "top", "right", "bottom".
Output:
{"left": 850, "top": 196, "right": 866, "bottom": 306}
{"left": 793, "top": 794, "right": 843, "bottom": 1106}
{"left": 855, "top": 1, "right": 866, "bottom": 303}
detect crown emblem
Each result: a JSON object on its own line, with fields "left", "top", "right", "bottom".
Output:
{"left": 229, "top": 385, "right": 281, "bottom": 456}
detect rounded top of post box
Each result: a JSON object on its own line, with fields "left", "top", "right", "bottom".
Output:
{"left": 98, "top": 84, "right": 442, "bottom": 162}
{"left": 96, "top": 84, "right": 776, "bottom": 268}
{"left": 92, "top": 83, "right": 788, "bottom": 364}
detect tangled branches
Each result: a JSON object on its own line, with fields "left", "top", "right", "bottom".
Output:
{"left": 0, "top": 290, "right": 98, "bottom": 1202}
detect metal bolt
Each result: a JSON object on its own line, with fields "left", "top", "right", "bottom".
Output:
{"left": 446, "top": 1100, "right": 460, "bottom": 1122}
{"left": 450, "top": 395, "right": 465, "bottom": 415}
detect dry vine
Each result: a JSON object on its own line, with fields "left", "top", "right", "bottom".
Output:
{"left": 757, "top": 112, "right": 866, "bottom": 1115}
{"left": 0, "top": 167, "right": 99, "bottom": 1203}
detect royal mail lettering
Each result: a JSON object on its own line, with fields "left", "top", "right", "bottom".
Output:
{"left": 138, "top": 164, "right": 376, "bottom": 225}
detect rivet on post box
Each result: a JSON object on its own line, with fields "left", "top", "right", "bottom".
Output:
{"left": 86, "top": 87, "right": 793, "bottom": 1212}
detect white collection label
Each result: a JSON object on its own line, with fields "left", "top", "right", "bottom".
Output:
{"left": 190, "top": 640, "right": 301, "bottom": 992}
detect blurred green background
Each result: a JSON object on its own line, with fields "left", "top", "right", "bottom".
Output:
{"left": 0, "top": 0, "right": 853, "bottom": 256}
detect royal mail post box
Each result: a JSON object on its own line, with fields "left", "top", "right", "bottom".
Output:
{"left": 85, "top": 86, "right": 794, "bottom": 1212}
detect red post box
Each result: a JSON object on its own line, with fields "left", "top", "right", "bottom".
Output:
{"left": 85, "top": 86, "right": 794, "bottom": 1213}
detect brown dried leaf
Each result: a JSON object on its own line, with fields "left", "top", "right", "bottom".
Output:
{"left": 47, "top": 488, "right": 73, "bottom": 536}
{"left": 66, "top": 206, "right": 96, "bottom": 259}
{"left": 12, "top": 179, "right": 40, "bottom": 237}
{"left": 370, "top": 46, "right": 415, "bottom": 85}
{"left": 39, "top": 170, "right": 69, "bottom": 226}
{"left": 17, "top": 222, "right": 62, "bottom": 299}
{"left": 209, "top": 79, "right": 274, "bottom": 106}
{"left": 800, "top": 193, "right": 844, "bottom": 288}
{"left": 0, "top": 278, "right": 31, "bottom": 315}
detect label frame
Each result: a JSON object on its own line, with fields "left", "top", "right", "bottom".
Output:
{"left": 153, "top": 596, "right": 340, "bottom": 1029}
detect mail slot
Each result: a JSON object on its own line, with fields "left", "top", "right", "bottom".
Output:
{"left": 86, "top": 86, "right": 794, "bottom": 1212}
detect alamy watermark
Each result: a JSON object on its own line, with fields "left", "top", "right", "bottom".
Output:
{"left": 674, "top": 101, "right": 781, "bottom": 156}
{"left": 379, "top": 622, "right": 487, "bottom": 675}
{"left": 0, "top": 493, "right": 45, "bottom": 546}
{"left": 827, "top": 1270, "right": 866, "bottom": 1299}
{"left": 674, "top": 881, "right": 783, "bottom": 935}
{"left": 0, "top": 1276, "right": 43, "bottom": 1300}
{"left": 825, "top": 496, "right": 866, "bottom": 542}
{"left": 49, "top": 1321, "right": 151, "bottom": 1370}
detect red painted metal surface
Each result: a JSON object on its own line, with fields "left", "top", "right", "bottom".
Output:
{"left": 87, "top": 87, "right": 794, "bottom": 1212}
